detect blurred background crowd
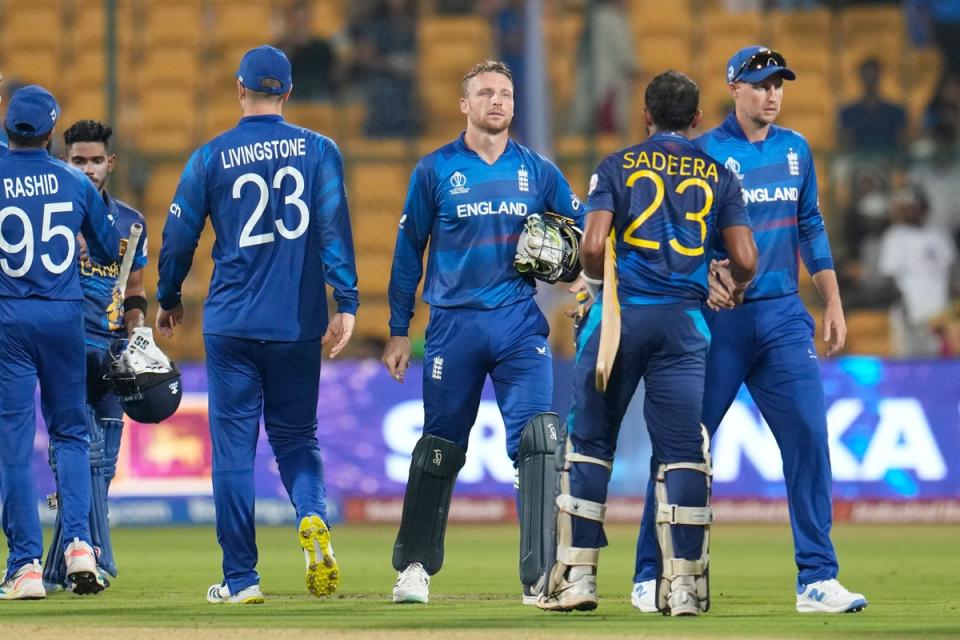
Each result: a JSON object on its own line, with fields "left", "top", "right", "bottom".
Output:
{"left": 1, "top": 0, "right": 957, "bottom": 362}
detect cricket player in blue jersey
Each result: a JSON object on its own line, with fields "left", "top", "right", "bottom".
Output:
{"left": 156, "top": 45, "right": 358, "bottom": 605}
{"left": 632, "top": 47, "right": 867, "bottom": 614}
{"left": 42, "top": 120, "right": 148, "bottom": 591}
{"left": 384, "top": 60, "right": 585, "bottom": 605}
{"left": 0, "top": 85, "right": 120, "bottom": 599}
{"left": 538, "top": 71, "right": 756, "bottom": 616}
{"left": 0, "top": 70, "right": 8, "bottom": 156}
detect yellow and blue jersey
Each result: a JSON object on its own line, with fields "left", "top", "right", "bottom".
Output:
{"left": 587, "top": 131, "right": 750, "bottom": 305}
{"left": 388, "top": 133, "right": 584, "bottom": 336}
{"left": 157, "top": 114, "right": 358, "bottom": 341}
{"left": 0, "top": 148, "right": 119, "bottom": 300}
{"left": 79, "top": 191, "right": 147, "bottom": 350}
{"left": 694, "top": 113, "right": 833, "bottom": 302}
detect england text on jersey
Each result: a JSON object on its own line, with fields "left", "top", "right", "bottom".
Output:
{"left": 219, "top": 138, "right": 308, "bottom": 169}
{"left": 3, "top": 173, "right": 60, "bottom": 198}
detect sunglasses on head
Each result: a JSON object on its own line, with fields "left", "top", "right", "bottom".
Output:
{"left": 732, "top": 50, "right": 787, "bottom": 83}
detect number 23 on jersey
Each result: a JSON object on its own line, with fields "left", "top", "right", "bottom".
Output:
{"left": 621, "top": 169, "right": 713, "bottom": 257}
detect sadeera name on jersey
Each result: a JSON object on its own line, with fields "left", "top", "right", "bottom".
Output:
{"left": 743, "top": 186, "right": 799, "bottom": 204}
{"left": 621, "top": 150, "right": 719, "bottom": 182}
{"left": 456, "top": 200, "right": 528, "bottom": 218}
{"left": 219, "top": 138, "right": 307, "bottom": 170}
{"left": 3, "top": 173, "right": 59, "bottom": 199}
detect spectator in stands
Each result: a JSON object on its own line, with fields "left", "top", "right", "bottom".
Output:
{"left": 570, "top": 0, "right": 639, "bottom": 136}
{"left": 350, "top": 0, "right": 420, "bottom": 138}
{"left": 878, "top": 184, "right": 958, "bottom": 357}
{"left": 838, "top": 58, "right": 907, "bottom": 155}
{"left": 278, "top": 0, "right": 344, "bottom": 102}
{"left": 909, "top": 78, "right": 960, "bottom": 244}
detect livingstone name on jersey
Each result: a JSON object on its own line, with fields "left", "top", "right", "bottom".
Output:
{"left": 220, "top": 138, "right": 308, "bottom": 170}
{"left": 621, "top": 150, "right": 719, "bottom": 182}
{"left": 456, "top": 200, "right": 528, "bottom": 218}
{"left": 3, "top": 173, "right": 59, "bottom": 199}
{"left": 743, "top": 186, "right": 799, "bottom": 204}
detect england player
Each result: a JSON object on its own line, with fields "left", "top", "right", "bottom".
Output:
{"left": 631, "top": 47, "right": 867, "bottom": 614}
{"left": 537, "top": 71, "right": 756, "bottom": 615}
{"left": 42, "top": 120, "right": 148, "bottom": 590}
{"left": 384, "top": 60, "right": 584, "bottom": 605}
{"left": 0, "top": 85, "right": 120, "bottom": 599}
{"left": 0, "top": 70, "right": 8, "bottom": 156}
{"left": 156, "top": 45, "right": 358, "bottom": 604}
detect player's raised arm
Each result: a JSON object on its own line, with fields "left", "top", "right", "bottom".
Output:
{"left": 156, "top": 147, "right": 209, "bottom": 315}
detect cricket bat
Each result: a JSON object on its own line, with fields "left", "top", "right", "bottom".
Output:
{"left": 116, "top": 223, "right": 143, "bottom": 295}
{"left": 595, "top": 232, "right": 620, "bottom": 393}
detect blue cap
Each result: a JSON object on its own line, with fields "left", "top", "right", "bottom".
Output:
{"left": 726, "top": 46, "right": 796, "bottom": 84}
{"left": 4, "top": 85, "right": 60, "bottom": 138}
{"left": 236, "top": 45, "right": 292, "bottom": 95}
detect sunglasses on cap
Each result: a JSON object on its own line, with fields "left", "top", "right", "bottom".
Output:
{"left": 731, "top": 49, "right": 788, "bottom": 83}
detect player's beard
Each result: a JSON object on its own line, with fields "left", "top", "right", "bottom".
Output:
{"left": 472, "top": 111, "right": 512, "bottom": 136}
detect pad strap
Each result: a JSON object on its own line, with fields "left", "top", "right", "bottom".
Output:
{"left": 556, "top": 545, "right": 599, "bottom": 566}
{"left": 565, "top": 451, "right": 613, "bottom": 470}
{"left": 556, "top": 494, "right": 606, "bottom": 521}
{"left": 656, "top": 503, "right": 713, "bottom": 526}
{"left": 663, "top": 557, "right": 707, "bottom": 577}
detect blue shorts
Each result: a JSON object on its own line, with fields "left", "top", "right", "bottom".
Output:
{"left": 422, "top": 297, "right": 552, "bottom": 460}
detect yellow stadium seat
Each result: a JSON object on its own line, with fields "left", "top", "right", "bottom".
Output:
{"left": 770, "top": 8, "right": 833, "bottom": 50}
{"left": 212, "top": 2, "right": 274, "bottom": 46}
{"left": 144, "top": 163, "right": 185, "bottom": 217}
{"left": 311, "top": 1, "right": 345, "bottom": 39}
{"left": 2, "top": 7, "right": 63, "bottom": 50}
{"left": 142, "top": 3, "right": 204, "bottom": 48}
{"left": 843, "top": 309, "right": 891, "bottom": 356}
{"left": 1, "top": 49, "right": 62, "bottom": 94}
{"left": 630, "top": 0, "right": 692, "bottom": 38}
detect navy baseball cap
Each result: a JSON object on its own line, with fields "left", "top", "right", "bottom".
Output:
{"left": 4, "top": 84, "right": 60, "bottom": 138}
{"left": 726, "top": 46, "right": 796, "bottom": 84}
{"left": 236, "top": 45, "right": 292, "bottom": 95}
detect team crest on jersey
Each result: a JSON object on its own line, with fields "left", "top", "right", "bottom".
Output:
{"left": 449, "top": 171, "right": 469, "bottom": 195}
{"left": 431, "top": 356, "right": 444, "bottom": 380}
{"left": 517, "top": 166, "right": 529, "bottom": 192}
{"left": 571, "top": 193, "right": 582, "bottom": 210}
{"left": 724, "top": 157, "right": 744, "bottom": 180}
{"left": 787, "top": 148, "right": 800, "bottom": 176}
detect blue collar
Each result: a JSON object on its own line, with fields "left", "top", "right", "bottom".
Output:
{"left": 453, "top": 131, "right": 515, "bottom": 162}
{"left": 7, "top": 148, "right": 49, "bottom": 157}
{"left": 239, "top": 114, "right": 284, "bottom": 124}
{"left": 649, "top": 131, "right": 694, "bottom": 145}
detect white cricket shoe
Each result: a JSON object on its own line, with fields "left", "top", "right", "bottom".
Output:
{"left": 522, "top": 584, "right": 539, "bottom": 606}
{"left": 796, "top": 579, "right": 867, "bottom": 613}
{"left": 666, "top": 575, "right": 701, "bottom": 616}
{"left": 630, "top": 579, "right": 657, "bottom": 613}
{"left": 536, "top": 566, "right": 598, "bottom": 612}
{"left": 392, "top": 562, "right": 429, "bottom": 604}
{"left": 206, "top": 582, "right": 265, "bottom": 604}
{"left": 0, "top": 560, "right": 46, "bottom": 600}
{"left": 65, "top": 539, "right": 105, "bottom": 595}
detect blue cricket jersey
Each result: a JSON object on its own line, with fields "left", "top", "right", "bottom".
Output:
{"left": 586, "top": 131, "right": 751, "bottom": 305}
{"left": 388, "top": 133, "right": 584, "bottom": 336}
{"left": 695, "top": 113, "right": 833, "bottom": 302}
{"left": 157, "top": 114, "right": 358, "bottom": 341}
{"left": 0, "top": 148, "right": 119, "bottom": 300}
{"left": 79, "top": 191, "right": 148, "bottom": 350}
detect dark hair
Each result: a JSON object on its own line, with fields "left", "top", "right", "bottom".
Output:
{"left": 462, "top": 60, "right": 513, "bottom": 96}
{"left": 63, "top": 119, "right": 113, "bottom": 149}
{"left": 5, "top": 128, "right": 50, "bottom": 148}
{"left": 645, "top": 71, "right": 699, "bottom": 132}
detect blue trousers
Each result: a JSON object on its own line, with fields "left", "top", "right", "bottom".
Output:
{"left": 205, "top": 334, "right": 328, "bottom": 594}
{"left": 635, "top": 294, "right": 838, "bottom": 585}
{"left": 422, "top": 298, "right": 552, "bottom": 461}
{"left": 0, "top": 298, "right": 92, "bottom": 577}
{"left": 570, "top": 301, "right": 709, "bottom": 555}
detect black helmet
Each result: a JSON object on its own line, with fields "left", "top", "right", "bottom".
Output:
{"left": 102, "top": 329, "right": 183, "bottom": 423}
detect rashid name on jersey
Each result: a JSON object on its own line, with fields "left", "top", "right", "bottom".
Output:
{"left": 0, "top": 149, "right": 118, "bottom": 300}
{"left": 79, "top": 191, "right": 148, "bottom": 350}
{"left": 157, "top": 114, "right": 359, "bottom": 341}
{"left": 388, "top": 133, "right": 584, "bottom": 336}
{"left": 586, "top": 131, "right": 750, "bottom": 305}
{"left": 695, "top": 113, "right": 833, "bottom": 301}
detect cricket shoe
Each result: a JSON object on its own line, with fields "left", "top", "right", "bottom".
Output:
{"left": 299, "top": 514, "right": 340, "bottom": 597}
{"left": 392, "top": 562, "right": 429, "bottom": 604}
{"left": 206, "top": 583, "right": 265, "bottom": 604}
{"left": 536, "top": 566, "right": 598, "bottom": 612}
{"left": 630, "top": 579, "right": 658, "bottom": 613}
{"left": 64, "top": 539, "right": 106, "bottom": 595}
{"left": 0, "top": 560, "right": 46, "bottom": 600}
{"left": 665, "top": 576, "right": 701, "bottom": 616}
{"left": 796, "top": 579, "right": 867, "bottom": 613}
{"left": 522, "top": 584, "right": 538, "bottom": 606}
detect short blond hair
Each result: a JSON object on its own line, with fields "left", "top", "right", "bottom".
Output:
{"left": 461, "top": 60, "right": 513, "bottom": 96}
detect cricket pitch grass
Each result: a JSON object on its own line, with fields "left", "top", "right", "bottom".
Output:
{"left": 2, "top": 523, "right": 957, "bottom": 639}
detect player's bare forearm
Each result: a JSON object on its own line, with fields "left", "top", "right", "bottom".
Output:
{"left": 382, "top": 336, "right": 412, "bottom": 383}
{"left": 123, "top": 269, "right": 147, "bottom": 335}
{"left": 811, "top": 269, "right": 846, "bottom": 356}
{"left": 581, "top": 210, "right": 613, "bottom": 279}
{"left": 322, "top": 312, "right": 355, "bottom": 359}
{"left": 124, "top": 310, "right": 145, "bottom": 336}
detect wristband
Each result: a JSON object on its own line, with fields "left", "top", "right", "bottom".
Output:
{"left": 123, "top": 295, "right": 148, "bottom": 315}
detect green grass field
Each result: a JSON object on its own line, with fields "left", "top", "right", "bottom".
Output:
{"left": 2, "top": 523, "right": 958, "bottom": 639}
